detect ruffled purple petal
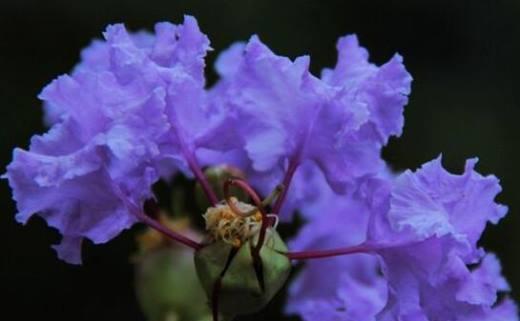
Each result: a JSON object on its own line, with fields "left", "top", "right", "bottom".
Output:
{"left": 366, "top": 157, "right": 512, "bottom": 320}
{"left": 5, "top": 16, "right": 218, "bottom": 264}
{"left": 213, "top": 34, "right": 411, "bottom": 216}
{"left": 5, "top": 147, "right": 139, "bottom": 264}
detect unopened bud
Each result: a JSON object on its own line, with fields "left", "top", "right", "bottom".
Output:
{"left": 194, "top": 230, "right": 291, "bottom": 318}
{"left": 134, "top": 218, "right": 210, "bottom": 321}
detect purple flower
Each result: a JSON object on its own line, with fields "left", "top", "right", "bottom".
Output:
{"left": 366, "top": 156, "right": 515, "bottom": 320}
{"left": 286, "top": 156, "right": 517, "bottom": 321}
{"left": 213, "top": 35, "right": 412, "bottom": 217}
{"left": 4, "top": 16, "right": 229, "bottom": 263}
{"left": 4, "top": 15, "right": 516, "bottom": 321}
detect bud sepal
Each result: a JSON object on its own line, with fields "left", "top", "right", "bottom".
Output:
{"left": 194, "top": 229, "right": 291, "bottom": 318}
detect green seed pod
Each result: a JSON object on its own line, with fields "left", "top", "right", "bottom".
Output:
{"left": 194, "top": 230, "right": 291, "bottom": 319}
{"left": 134, "top": 217, "right": 211, "bottom": 321}
{"left": 135, "top": 247, "right": 211, "bottom": 321}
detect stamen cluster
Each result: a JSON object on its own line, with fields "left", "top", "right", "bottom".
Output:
{"left": 203, "top": 198, "right": 262, "bottom": 247}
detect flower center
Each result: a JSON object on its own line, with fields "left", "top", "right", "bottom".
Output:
{"left": 203, "top": 197, "right": 263, "bottom": 247}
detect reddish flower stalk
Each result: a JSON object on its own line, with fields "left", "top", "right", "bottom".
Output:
{"left": 212, "top": 278, "right": 222, "bottom": 321}
{"left": 184, "top": 150, "right": 219, "bottom": 206}
{"left": 136, "top": 211, "right": 203, "bottom": 250}
{"left": 272, "top": 157, "right": 299, "bottom": 214}
{"left": 282, "top": 242, "right": 379, "bottom": 260}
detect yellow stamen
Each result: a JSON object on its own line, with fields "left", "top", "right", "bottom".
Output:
{"left": 202, "top": 197, "right": 262, "bottom": 247}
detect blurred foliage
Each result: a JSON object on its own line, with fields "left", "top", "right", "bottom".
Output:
{"left": 1, "top": 1, "right": 519, "bottom": 321}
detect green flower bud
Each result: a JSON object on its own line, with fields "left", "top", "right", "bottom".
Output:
{"left": 134, "top": 217, "right": 211, "bottom": 321}
{"left": 194, "top": 230, "right": 291, "bottom": 319}
{"left": 135, "top": 247, "right": 211, "bottom": 321}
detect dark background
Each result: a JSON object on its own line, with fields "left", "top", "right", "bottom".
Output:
{"left": 1, "top": 1, "right": 518, "bottom": 320}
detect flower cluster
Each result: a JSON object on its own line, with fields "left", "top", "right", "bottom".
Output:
{"left": 5, "top": 15, "right": 517, "bottom": 321}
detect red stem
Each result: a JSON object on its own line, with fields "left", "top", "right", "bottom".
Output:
{"left": 283, "top": 243, "right": 378, "bottom": 260}
{"left": 272, "top": 158, "right": 299, "bottom": 214}
{"left": 223, "top": 178, "right": 264, "bottom": 211}
{"left": 185, "top": 151, "right": 219, "bottom": 206}
{"left": 212, "top": 278, "right": 222, "bottom": 321}
{"left": 136, "top": 212, "right": 203, "bottom": 250}
{"left": 223, "top": 178, "right": 269, "bottom": 255}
